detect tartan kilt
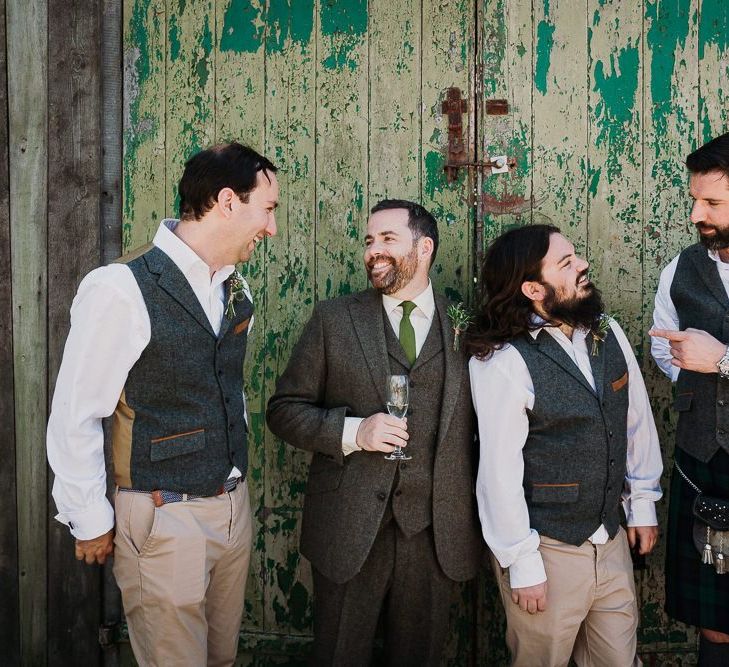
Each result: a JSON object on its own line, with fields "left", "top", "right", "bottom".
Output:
{"left": 665, "top": 446, "right": 729, "bottom": 632}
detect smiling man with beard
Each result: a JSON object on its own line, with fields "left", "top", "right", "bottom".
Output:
{"left": 267, "top": 199, "right": 481, "bottom": 666}
{"left": 468, "top": 225, "right": 662, "bottom": 666}
{"left": 650, "top": 133, "right": 729, "bottom": 666}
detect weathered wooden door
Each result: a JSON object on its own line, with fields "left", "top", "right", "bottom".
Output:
{"left": 123, "top": 1, "right": 728, "bottom": 664}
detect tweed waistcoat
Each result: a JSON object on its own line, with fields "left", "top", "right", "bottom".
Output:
{"left": 384, "top": 310, "right": 445, "bottom": 537}
{"left": 111, "top": 247, "right": 251, "bottom": 494}
{"left": 671, "top": 243, "right": 729, "bottom": 462}
{"left": 510, "top": 327, "right": 629, "bottom": 545}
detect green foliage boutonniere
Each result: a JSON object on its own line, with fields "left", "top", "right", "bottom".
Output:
{"left": 225, "top": 270, "right": 247, "bottom": 320}
{"left": 447, "top": 302, "right": 473, "bottom": 352}
{"left": 590, "top": 314, "right": 612, "bottom": 356}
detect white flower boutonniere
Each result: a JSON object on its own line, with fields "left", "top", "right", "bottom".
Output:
{"left": 590, "top": 314, "right": 612, "bottom": 356}
{"left": 225, "top": 270, "right": 247, "bottom": 319}
{"left": 447, "top": 302, "right": 473, "bottom": 352}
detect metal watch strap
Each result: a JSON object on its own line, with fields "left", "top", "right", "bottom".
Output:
{"left": 718, "top": 346, "right": 729, "bottom": 378}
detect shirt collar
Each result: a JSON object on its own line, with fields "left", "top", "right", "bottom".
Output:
{"left": 527, "top": 314, "right": 589, "bottom": 342}
{"left": 153, "top": 219, "right": 235, "bottom": 285}
{"left": 708, "top": 248, "right": 729, "bottom": 269}
{"left": 381, "top": 280, "right": 435, "bottom": 320}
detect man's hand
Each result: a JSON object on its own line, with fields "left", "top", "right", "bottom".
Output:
{"left": 511, "top": 581, "right": 548, "bottom": 614}
{"left": 649, "top": 327, "right": 727, "bottom": 373}
{"left": 356, "top": 413, "right": 408, "bottom": 453}
{"left": 626, "top": 525, "right": 658, "bottom": 555}
{"left": 75, "top": 529, "right": 114, "bottom": 565}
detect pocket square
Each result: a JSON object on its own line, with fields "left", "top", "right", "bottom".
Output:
{"left": 611, "top": 371, "right": 628, "bottom": 392}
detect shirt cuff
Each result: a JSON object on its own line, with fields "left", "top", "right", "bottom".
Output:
{"left": 508, "top": 550, "right": 547, "bottom": 589}
{"left": 55, "top": 498, "right": 115, "bottom": 540}
{"left": 625, "top": 498, "right": 658, "bottom": 527}
{"left": 342, "top": 417, "right": 364, "bottom": 456}
{"left": 671, "top": 366, "right": 680, "bottom": 382}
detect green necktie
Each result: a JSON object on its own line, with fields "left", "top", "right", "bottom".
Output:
{"left": 399, "top": 301, "right": 417, "bottom": 366}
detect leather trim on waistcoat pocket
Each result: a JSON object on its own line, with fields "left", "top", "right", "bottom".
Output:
{"left": 673, "top": 392, "right": 693, "bottom": 412}
{"left": 611, "top": 371, "right": 628, "bottom": 392}
{"left": 149, "top": 429, "right": 205, "bottom": 462}
{"left": 530, "top": 482, "right": 579, "bottom": 504}
{"left": 234, "top": 318, "right": 251, "bottom": 335}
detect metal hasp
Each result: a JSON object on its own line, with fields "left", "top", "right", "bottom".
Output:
{"left": 442, "top": 87, "right": 468, "bottom": 183}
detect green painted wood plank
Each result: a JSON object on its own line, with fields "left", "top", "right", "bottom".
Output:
{"left": 315, "top": 0, "right": 370, "bottom": 301}
{"left": 698, "top": 0, "right": 729, "bottom": 142}
{"left": 7, "top": 0, "right": 48, "bottom": 662}
{"left": 586, "top": 0, "right": 643, "bottom": 343}
{"left": 215, "top": 0, "right": 268, "bottom": 633}
{"left": 123, "top": 0, "right": 167, "bottom": 251}
{"left": 368, "top": 0, "right": 421, "bottom": 202}
{"left": 531, "top": 0, "right": 589, "bottom": 254}
{"left": 261, "top": 0, "right": 316, "bottom": 637}
{"left": 641, "top": 0, "right": 699, "bottom": 653}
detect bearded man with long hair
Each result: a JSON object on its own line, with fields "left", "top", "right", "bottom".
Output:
{"left": 467, "top": 225, "right": 662, "bottom": 666}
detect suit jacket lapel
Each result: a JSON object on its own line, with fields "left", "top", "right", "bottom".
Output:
{"left": 690, "top": 248, "right": 729, "bottom": 310}
{"left": 533, "top": 329, "right": 596, "bottom": 396}
{"left": 146, "top": 248, "right": 217, "bottom": 339}
{"left": 435, "top": 294, "right": 463, "bottom": 449}
{"left": 350, "top": 289, "right": 390, "bottom": 407}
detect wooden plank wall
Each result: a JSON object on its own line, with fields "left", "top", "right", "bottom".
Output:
{"left": 2, "top": 0, "right": 116, "bottom": 663}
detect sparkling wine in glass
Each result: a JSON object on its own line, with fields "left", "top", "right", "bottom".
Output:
{"left": 384, "top": 374, "right": 411, "bottom": 461}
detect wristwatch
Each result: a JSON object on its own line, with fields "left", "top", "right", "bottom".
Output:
{"left": 718, "top": 346, "right": 729, "bottom": 378}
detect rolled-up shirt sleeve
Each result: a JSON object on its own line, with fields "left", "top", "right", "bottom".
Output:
{"left": 470, "top": 349, "right": 546, "bottom": 589}
{"left": 651, "top": 256, "right": 681, "bottom": 382}
{"left": 47, "top": 265, "right": 149, "bottom": 540}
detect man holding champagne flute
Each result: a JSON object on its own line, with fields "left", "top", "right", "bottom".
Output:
{"left": 267, "top": 199, "right": 482, "bottom": 666}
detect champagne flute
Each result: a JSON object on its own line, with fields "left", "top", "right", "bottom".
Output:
{"left": 384, "top": 374, "right": 411, "bottom": 461}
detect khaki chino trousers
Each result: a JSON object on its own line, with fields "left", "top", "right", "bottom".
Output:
{"left": 493, "top": 527, "right": 640, "bottom": 667}
{"left": 113, "top": 479, "right": 253, "bottom": 667}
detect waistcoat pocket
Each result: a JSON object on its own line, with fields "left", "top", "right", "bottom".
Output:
{"left": 149, "top": 428, "right": 206, "bottom": 462}
{"left": 530, "top": 482, "right": 579, "bottom": 504}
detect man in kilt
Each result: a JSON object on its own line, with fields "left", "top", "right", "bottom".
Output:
{"left": 651, "top": 133, "right": 729, "bottom": 665}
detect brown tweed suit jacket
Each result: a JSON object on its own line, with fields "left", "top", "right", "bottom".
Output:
{"left": 266, "top": 288, "right": 482, "bottom": 584}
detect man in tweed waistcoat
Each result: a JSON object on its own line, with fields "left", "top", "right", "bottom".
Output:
{"left": 468, "top": 225, "right": 662, "bottom": 666}
{"left": 267, "top": 200, "right": 482, "bottom": 666}
{"left": 47, "top": 143, "right": 279, "bottom": 665}
{"left": 651, "top": 133, "right": 729, "bottom": 666}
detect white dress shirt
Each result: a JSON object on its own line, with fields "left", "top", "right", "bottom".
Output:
{"left": 470, "top": 319, "right": 663, "bottom": 588}
{"left": 652, "top": 248, "right": 729, "bottom": 381}
{"left": 341, "top": 281, "right": 435, "bottom": 454}
{"left": 47, "top": 219, "right": 251, "bottom": 540}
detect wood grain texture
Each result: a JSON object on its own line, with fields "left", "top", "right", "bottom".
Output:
{"left": 46, "top": 1, "right": 104, "bottom": 663}
{"left": 0, "top": 0, "right": 20, "bottom": 661}
{"left": 7, "top": 0, "right": 48, "bottom": 662}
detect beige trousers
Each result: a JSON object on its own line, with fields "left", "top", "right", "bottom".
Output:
{"left": 493, "top": 527, "right": 640, "bottom": 667}
{"left": 113, "top": 480, "right": 253, "bottom": 667}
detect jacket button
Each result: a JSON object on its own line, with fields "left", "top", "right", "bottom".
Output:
{"left": 377, "top": 492, "right": 386, "bottom": 501}
{"left": 719, "top": 400, "right": 726, "bottom": 407}
{"left": 608, "top": 431, "right": 614, "bottom": 437}
{"left": 400, "top": 463, "right": 407, "bottom": 470}
{"left": 218, "top": 370, "right": 223, "bottom": 376}
{"left": 409, "top": 380, "right": 415, "bottom": 388}
{"left": 607, "top": 486, "right": 612, "bottom": 492}
{"left": 395, "top": 489, "right": 402, "bottom": 497}
{"left": 229, "top": 424, "right": 234, "bottom": 432}
{"left": 610, "top": 459, "right": 615, "bottom": 466}
{"left": 718, "top": 428, "right": 726, "bottom": 437}
{"left": 601, "top": 512, "right": 607, "bottom": 519}
{"left": 225, "top": 396, "right": 231, "bottom": 404}
{"left": 231, "top": 450, "right": 237, "bottom": 457}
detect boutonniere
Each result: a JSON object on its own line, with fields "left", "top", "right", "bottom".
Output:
{"left": 447, "top": 302, "right": 473, "bottom": 352}
{"left": 590, "top": 314, "right": 612, "bottom": 356}
{"left": 225, "top": 270, "right": 247, "bottom": 319}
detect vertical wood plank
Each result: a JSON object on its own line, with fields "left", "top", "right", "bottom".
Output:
{"left": 7, "top": 0, "right": 48, "bottom": 662}
{"left": 315, "top": 0, "right": 369, "bottom": 301}
{"left": 262, "top": 0, "right": 317, "bottom": 637}
{"left": 368, "top": 0, "right": 421, "bottom": 201}
{"left": 698, "top": 0, "right": 729, "bottom": 141}
{"left": 586, "top": 0, "right": 643, "bottom": 342}
{"left": 531, "top": 0, "right": 589, "bottom": 253}
{"left": 215, "top": 0, "right": 268, "bottom": 632}
{"left": 47, "top": 1, "right": 104, "bottom": 663}
{"left": 641, "top": 0, "right": 698, "bottom": 656}
{"left": 123, "top": 0, "right": 167, "bottom": 251}
{"left": 0, "top": 0, "right": 20, "bottom": 661}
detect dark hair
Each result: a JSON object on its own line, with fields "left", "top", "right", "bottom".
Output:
{"left": 686, "top": 133, "right": 729, "bottom": 180}
{"left": 370, "top": 199, "right": 439, "bottom": 264}
{"left": 178, "top": 142, "right": 278, "bottom": 220}
{"left": 466, "top": 224, "right": 561, "bottom": 359}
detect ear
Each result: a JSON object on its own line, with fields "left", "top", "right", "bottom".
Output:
{"left": 419, "top": 236, "right": 434, "bottom": 260}
{"left": 216, "top": 187, "right": 236, "bottom": 217}
{"left": 521, "top": 280, "right": 545, "bottom": 303}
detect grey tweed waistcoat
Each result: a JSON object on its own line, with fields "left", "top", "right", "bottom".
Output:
{"left": 117, "top": 247, "right": 251, "bottom": 494}
{"left": 510, "top": 327, "right": 629, "bottom": 545}
{"left": 671, "top": 243, "right": 729, "bottom": 462}
{"left": 384, "top": 309, "right": 445, "bottom": 537}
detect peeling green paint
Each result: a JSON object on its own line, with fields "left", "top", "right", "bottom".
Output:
{"left": 267, "top": 0, "right": 314, "bottom": 52}
{"left": 535, "top": 20, "right": 555, "bottom": 95}
{"left": 169, "top": 15, "right": 181, "bottom": 61}
{"left": 321, "top": 0, "right": 368, "bottom": 70}
{"left": 699, "top": 0, "right": 729, "bottom": 58}
{"left": 220, "top": 0, "right": 264, "bottom": 53}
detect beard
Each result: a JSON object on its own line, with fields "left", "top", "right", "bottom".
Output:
{"left": 697, "top": 223, "right": 729, "bottom": 251}
{"left": 541, "top": 274, "right": 605, "bottom": 332}
{"left": 366, "top": 245, "right": 419, "bottom": 294}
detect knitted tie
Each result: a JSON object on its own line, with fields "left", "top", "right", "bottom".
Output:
{"left": 399, "top": 301, "right": 417, "bottom": 366}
